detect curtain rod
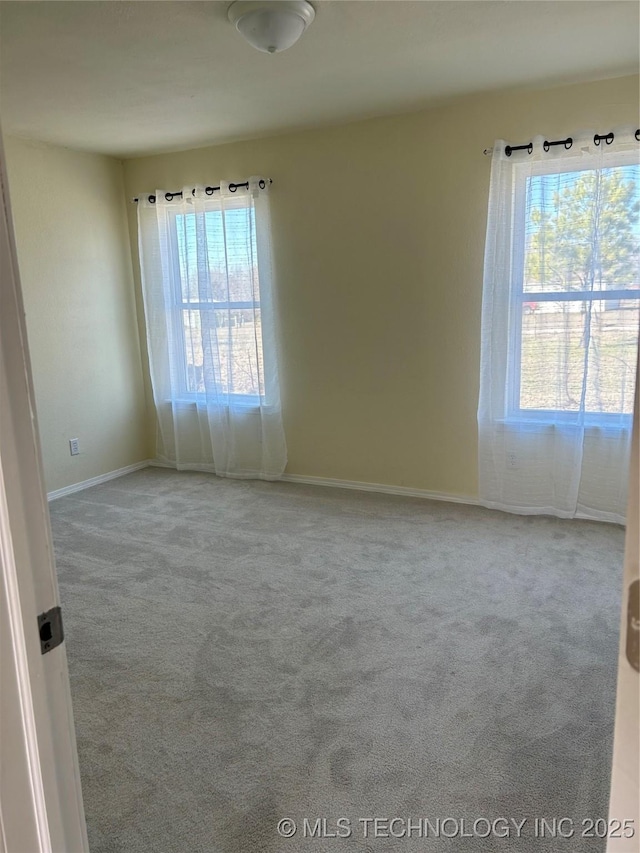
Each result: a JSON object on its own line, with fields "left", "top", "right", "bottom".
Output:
{"left": 483, "top": 128, "right": 640, "bottom": 157}
{"left": 132, "top": 177, "right": 272, "bottom": 204}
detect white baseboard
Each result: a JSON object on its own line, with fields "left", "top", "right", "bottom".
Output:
{"left": 47, "top": 462, "right": 618, "bottom": 523}
{"left": 46, "top": 459, "right": 477, "bottom": 508}
{"left": 47, "top": 460, "right": 151, "bottom": 501}
{"left": 280, "top": 472, "right": 479, "bottom": 506}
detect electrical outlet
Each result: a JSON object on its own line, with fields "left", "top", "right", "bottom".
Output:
{"left": 69, "top": 438, "right": 80, "bottom": 456}
{"left": 506, "top": 452, "right": 519, "bottom": 470}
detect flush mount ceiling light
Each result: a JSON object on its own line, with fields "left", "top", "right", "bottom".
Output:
{"left": 228, "top": 0, "right": 315, "bottom": 54}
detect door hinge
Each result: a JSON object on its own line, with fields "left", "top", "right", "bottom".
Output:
{"left": 38, "top": 606, "right": 64, "bottom": 655}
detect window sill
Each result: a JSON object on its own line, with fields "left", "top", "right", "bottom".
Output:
{"left": 167, "top": 397, "right": 278, "bottom": 414}
{"left": 499, "top": 413, "right": 633, "bottom": 431}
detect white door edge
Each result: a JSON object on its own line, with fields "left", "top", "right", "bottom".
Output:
{"left": 0, "top": 459, "right": 52, "bottom": 853}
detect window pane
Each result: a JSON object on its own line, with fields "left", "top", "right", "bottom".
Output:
{"left": 175, "top": 208, "right": 259, "bottom": 305}
{"left": 523, "top": 165, "right": 640, "bottom": 295}
{"left": 209, "top": 208, "right": 259, "bottom": 304}
{"left": 182, "top": 309, "right": 202, "bottom": 393}
{"left": 175, "top": 212, "right": 203, "bottom": 303}
{"left": 519, "top": 299, "right": 639, "bottom": 415}
{"left": 183, "top": 308, "right": 263, "bottom": 398}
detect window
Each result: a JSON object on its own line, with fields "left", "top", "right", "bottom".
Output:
{"left": 478, "top": 131, "right": 639, "bottom": 520}
{"left": 170, "top": 202, "right": 264, "bottom": 403}
{"left": 508, "top": 159, "right": 640, "bottom": 423}
{"left": 137, "top": 178, "right": 286, "bottom": 477}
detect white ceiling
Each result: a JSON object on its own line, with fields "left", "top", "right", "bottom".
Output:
{"left": 0, "top": 1, "right": 638, "bottom": 159}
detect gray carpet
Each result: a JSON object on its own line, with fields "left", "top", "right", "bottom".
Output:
{"left": 50, "top": 469, "right": 625, "bottom": 853}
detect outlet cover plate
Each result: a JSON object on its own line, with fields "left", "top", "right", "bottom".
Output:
{"left": 506, "top": 452, "right": 519, "bottom": 470}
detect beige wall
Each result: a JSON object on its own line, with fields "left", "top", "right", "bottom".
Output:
{"left": 5, "top": 137, "right": 149, "bottom": 494}
{"left": 121, "top": 74, "right": 635, "bottom": 498}
{"left": 4, "top": 76, "right": 637, "bottom": 500}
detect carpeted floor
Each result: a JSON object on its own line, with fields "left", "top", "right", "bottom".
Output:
{"left": 50, "top": 468, "right": 625, "bottom": 853}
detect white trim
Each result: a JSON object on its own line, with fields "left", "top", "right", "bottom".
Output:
{"left": 47, "top": 461, "right": 151, "bottom": 502}
{"left": 280, "top": 473, "right": 479, "bottom": 506}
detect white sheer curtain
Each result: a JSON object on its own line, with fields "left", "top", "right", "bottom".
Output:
{"left": 478, "top": 128, "right": 639, "bottom": 523}
{"left": 137, "top": 178, "right": 287, "bottom": 479}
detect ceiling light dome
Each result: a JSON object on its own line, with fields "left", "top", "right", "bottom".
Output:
{"left": 228, "top": 1, "right": 315, "bottom": 54}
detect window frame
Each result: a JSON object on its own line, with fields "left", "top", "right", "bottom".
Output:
{"left": 506, "top": 153, "right": 640, "bottom": 427}
{"left": 166, "top": 202, "right": 266, "bottom": 407}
